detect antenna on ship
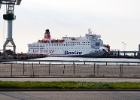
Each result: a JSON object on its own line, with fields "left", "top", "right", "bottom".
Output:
{"left": 0, "top": 0, "right": 23, "bottom": 55}
{"left": 88, "top": 28, "right": 92, "bottom": 34}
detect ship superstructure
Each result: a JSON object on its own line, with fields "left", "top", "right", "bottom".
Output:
{"left": 28, "top": 29, "right": 108, "bottom": 57}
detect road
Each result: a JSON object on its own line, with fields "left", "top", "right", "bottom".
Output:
{"left": 0, "top": 78, "right": 140, "bottom": 82}
{"left": 0, "top": 91, "right": 140, "bottom": 100}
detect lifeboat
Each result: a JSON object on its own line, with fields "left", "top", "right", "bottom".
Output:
{"left": 46, "top": 40, "right": 50, "bottom": 43}
{"left": 54, "top": 39, "right": 58, "bottom": 42}
{"left": 59, "top": 39, "right": 64, "bottom": 42}
{"left": 71, "top": 37, "right": 75, "bottom": 40}
{"left": 41, "top": 40, "right": 43, "bottom": 43}
{"left": 42, "top": 40, "right": 45, "bottom": 43}
{"left": 51, "top": 39, "right": 55, "bottom": 43}
{"left": 62, "top": 40, "right": 64, "bottom": 42}
{"left": 58, "top": 40, "right": 61, "bottom": 42}
{"left": 44, "top": 40, "right": 47, "bottom": 43}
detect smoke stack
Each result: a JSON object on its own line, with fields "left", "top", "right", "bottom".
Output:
{"left": 44, "top": 29, "right": 51, "bottom": 39}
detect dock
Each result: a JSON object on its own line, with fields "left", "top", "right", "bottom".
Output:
{"left": 0, "top": 53, "right": 48, "bottom": 60}
{"left": 103, "top": 50, "right": 140, "bottom": 58}
{"left": 0, "top": 50, "right": 140, "bottom": 59}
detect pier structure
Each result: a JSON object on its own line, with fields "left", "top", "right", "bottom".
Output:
{"left": 107, "top": 44, "right": 140, "bottom": 58}
{"left": 0, "top": 0, "right": 22, "bottom": 55}
{"left": 137, "top": 44, "right": 140, "bottom": 58}
{"left": 109, "top": 50, "right": 139, "bottom": 58}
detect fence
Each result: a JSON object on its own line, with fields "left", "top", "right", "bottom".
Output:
{"left": 0, "top": 60, "right": 140, "bottom": 77}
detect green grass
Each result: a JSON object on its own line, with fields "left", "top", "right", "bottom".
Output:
{"left": 0, "top": 81, "right": 140, "bottom": 89}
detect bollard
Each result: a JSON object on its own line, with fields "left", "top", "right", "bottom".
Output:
{"left": 97, "top": 64, "right": 99, "bottom": 76}
{"left": 134, "top": 52, "right": 136, "bottom": 58}
{"left": 94, "top": 63, "right": 95, "bottom": 75}
{"left": 33, "top": 71, "right": 34, "bottom": 76}
{"left": 23, "top": 62, "right": 24, "bottom": 75}
{"left": 119, "top": 64, "right": 123, "bottom": 77}
{"left": 120, "top": 64, "right": 122, "bottom": 77}
{"left": 11, "top": 63, "right": 12, "bottom": 77}
{"left": 49, "top": 63, "right": 50, "bottom": 75}
{"left": 73, "top": 62, "right": 75, "bottom": 75}
{"left": 39, "top": 61, "right": 40, "bottom": 64}
{"left": 63, "top": 65, "right": 65, "bottom": 75}
{"left": 64, "top": 64, "right": 65, "bottom": 69}
{"left": 63, "top": 70, "right": 64, "bottom": 75}
{"left": 32, "top": 63, "right": 34, "bottom": 76}
{"left": 122, "top": 64, "right": 123, "bottom": 76}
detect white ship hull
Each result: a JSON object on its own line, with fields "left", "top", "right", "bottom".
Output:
{"left": 27, "top": 29, "right": 109, "bottom": 57}
{"left": 48, "top": 50, "right": 105, "bottom": 57}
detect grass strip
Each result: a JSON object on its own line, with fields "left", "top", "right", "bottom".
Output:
{"left": 0, "top": 81, "right": 140, "bottom": 89}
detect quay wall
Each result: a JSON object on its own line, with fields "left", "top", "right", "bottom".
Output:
{"left": 0, "top": 54, "right": 48, "bottom": 60}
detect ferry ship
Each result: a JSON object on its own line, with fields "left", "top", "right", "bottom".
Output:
{"left": 28, "top": 29, "right": 110, "bottom": 57}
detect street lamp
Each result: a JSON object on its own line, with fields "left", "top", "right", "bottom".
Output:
{"left": 122, "top": 42, "right": 126, "bottom": 51}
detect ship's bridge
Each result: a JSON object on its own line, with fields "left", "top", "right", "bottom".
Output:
{"left": 62, "top": 37, "right": 73, "bottom": 39}
{"left": 86, "top": 29, "right": 101, "bottom": 39}
{"left": 62, "top": 37, "right": 78, "bottom": 40}
{"left": 86, "top": 34, "right": 101, "bottom": 39}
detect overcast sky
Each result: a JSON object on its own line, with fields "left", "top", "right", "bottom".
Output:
{"left": 0, "top": 0, "right": 140, "bottom": 53}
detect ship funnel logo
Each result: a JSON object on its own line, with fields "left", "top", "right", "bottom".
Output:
{"left": 44, "top": 29, "right": 51, "bottom": 39}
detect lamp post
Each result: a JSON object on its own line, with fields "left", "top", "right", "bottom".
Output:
{"left": 122, "top": 42, "right": 126, "bottom": 56}
{"left": 122, "top": 42, "right": 126, "bottom": 51}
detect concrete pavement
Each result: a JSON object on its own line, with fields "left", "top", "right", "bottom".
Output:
{"left": 0, "top": 91, "right": 140, "bottom": 100}
{"left": 0, "top": 78, "right": 140, "bottom": 82}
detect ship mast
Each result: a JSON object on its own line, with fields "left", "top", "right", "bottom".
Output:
{"left": 88, "top": 28, "right": 92, "bottom": 34}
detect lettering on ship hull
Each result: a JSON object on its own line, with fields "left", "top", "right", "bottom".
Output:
{"left": 65, "top": 50, "right": 82, "bottom": 55}
{"left": 32, "top": 49, "right": 54, "bottom": 54}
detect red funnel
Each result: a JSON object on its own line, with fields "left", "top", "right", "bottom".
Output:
{"left": 44, "top": 29, "right": 51, "bottom": 39}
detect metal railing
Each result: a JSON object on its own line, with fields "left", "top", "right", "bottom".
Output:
{"left": 0, "top": 60, "right": 140, "bottom": 78}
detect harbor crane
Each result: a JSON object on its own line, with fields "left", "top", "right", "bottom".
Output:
{"left": 0, "top": 0, "right": 22, "bottom": 54}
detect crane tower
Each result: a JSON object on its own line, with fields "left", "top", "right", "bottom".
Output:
{"left": 0, "top": 0, "right": 22, "bottom": 54}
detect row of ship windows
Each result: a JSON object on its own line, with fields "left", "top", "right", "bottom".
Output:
{"left": 30, "top": 44, "right": 90, "bottom": 47}
{"left": 65, "top": 42, "right": 90, "bottom": 43}
{"left": 51, "top": 44, "right": 90, "bottom": 46}
{"left": 29, "top": 50, "right": 90, "bottom": 52}
{"left": 29, "top": 48, "right": 91, "bottom": 49}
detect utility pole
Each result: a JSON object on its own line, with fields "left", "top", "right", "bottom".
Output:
{"left": 122, "top": 42, "right": 126, "bottom": 56}
{"left": 122, "top": 42, "right": 126, "bottom": 51}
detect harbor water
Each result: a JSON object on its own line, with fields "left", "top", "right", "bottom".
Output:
{"left": 33, "top": 57, "right": 140, "bottom": 62}
{"left": 23, "top": 57, "right": 140, "bottom": 65}
{"left": 7, "top": 56, "right": 140, "bottom": 65}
